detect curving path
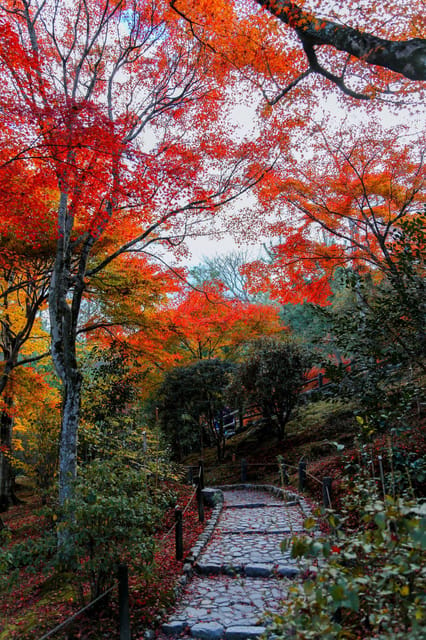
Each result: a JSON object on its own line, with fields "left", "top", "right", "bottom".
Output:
{"left": 158, "top": 485, "right": 312, "bottom": 640}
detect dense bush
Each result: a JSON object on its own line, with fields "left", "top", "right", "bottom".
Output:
{"left": 228, "top": 337, "right": 312, "bottom": 439}
{"left": 1, "top": 423, "right": 179, "bottom": 606}
{"left": 59, "top": 456, "right": 176, "bottom": 602}
{"left": 266, "top": 479, "right": 426, "bottom": 639}
{"left": 156, "top": 358, "right": 236, "bottom": 460}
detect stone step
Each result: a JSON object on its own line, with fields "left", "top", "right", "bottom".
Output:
{"left": 217, "top": 505, "right": 305, "bottom": 534}
{"left": 161, "top": 621, "right": 267, "bottom": 639}
{"left": 196, "top": 532, "right": 297, "bottom": 567}
{"left": 157, "top": 488, "right": 311, "bottom": 640}
{"left": 216, "top": 529, "right": 303, "bottom": 536}
{"left": 195, "top": 561, "right": 300, "bottom": 578}
{"left": 223, "top": 501, "right": 298, "bottom": 509}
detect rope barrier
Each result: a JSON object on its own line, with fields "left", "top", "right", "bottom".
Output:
{"left": 36, "top": 482, "right": 200, "bottom": 639}
{"left": 243, "top": 461, "right": 302, "bottom": 472}
{"left": 200, "top": 459, "right": 327, "bottom": 487}
{"left": 161, "top": 518, "right": 178, "bottom": 541}
{"left": 161, "top": 484, "right": 198, "bottom": 541}
{"left": 36, "top": 585, "right": 115, "bottom": 640}
{"left": 304, "top": 470, "right": 323, "bottom": 485}
{"left": 182, "top": 485, "right": 198, "bottom": 516}
{"left": 238, "top": 462, "right": 282, "bottom": 467}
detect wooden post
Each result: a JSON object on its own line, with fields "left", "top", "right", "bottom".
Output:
{"left": 196, "top": 477, "right": 204, "bottom": 523}
{"left": 118, "top": 564, "right": 131, "bottom": 640}
{"left": 241, "top": 458, "right": 248, "bottom": 483}
{"left": 187, "top": 466, "right": 193, "bottom": 485}
{"left": 280, "top": 462, "right": 289, "bottom": 485}
{"left": 175, "top": 507, "right": 183, "bottom": 560}
{"left": 378, "top": 456, "right": 386, "bottom": 498}
{"left": 318, "top": 373, "right": 323, "bottom": 388}
{"left": 142, "top": 430, "right": 147, "bottom": 453}
{"left": 322, "top": 477, "right": 332, "bottom": 508}
{"left": 198, "top": 459, "right": 204, "bottom": 490}
{"left": 298, "top": 461, "right": 306, "bottom": 492}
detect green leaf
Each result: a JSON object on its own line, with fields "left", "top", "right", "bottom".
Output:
{"left": 330, "top": 584, "right": 345, "bottom": 601}
{"left": 304, "top": 517, "right": 317, "bottom": 530}
{"left": 374, "top": 512, "right": 386, "bottom": 529}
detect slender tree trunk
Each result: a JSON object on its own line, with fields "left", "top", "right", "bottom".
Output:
{"left": 49, "top": 187, "right": 96, "bottom": 556}
{"left": 58, "top": 373, "right": 82, "bottom": 508}
{"left": 0, "top": 398, "right": 15, "bottom": 512}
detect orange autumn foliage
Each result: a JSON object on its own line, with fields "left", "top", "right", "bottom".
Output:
{"left": 163, "top": 281, "right": 284, "bottom": 362}
{"left": 243, "top": 126, "right": 425, "bottom": 305}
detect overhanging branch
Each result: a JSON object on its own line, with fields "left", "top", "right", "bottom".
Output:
{"left": 256, "top": 0, "right": 426, "bottom": 81}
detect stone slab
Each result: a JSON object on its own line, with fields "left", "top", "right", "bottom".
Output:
{"left": 190, "top": 622, "right": 225, "bottom": 639}
{"left": 217, "top": 504, "right": 304, "bottom": 533}
{"left": 203, "top": 488, "right": 222, "bottom": 507}
{"left": 225, "top": 626, "right": 266, "bottom": 640}
{"left": 200, "top": 532, "right": 296, "bottom": 566}
{"left": 245, "top": 564, "right": 273, "bottom": 577}
{"left": 162, "top": 620, "right": 186, "bottom": 635}
{"left": 277, "top": 565, "right": 300, "bottom": 578}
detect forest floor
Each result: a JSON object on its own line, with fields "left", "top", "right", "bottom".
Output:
{"left": 0, "top": 482, "right": 212, "bottom": 640}
{"left": 1, "top": 396, "right": 424, "bottom": 639}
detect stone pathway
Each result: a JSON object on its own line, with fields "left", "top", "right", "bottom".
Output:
{"left": 159, "top": 485, "right": 311, "bottom": 640}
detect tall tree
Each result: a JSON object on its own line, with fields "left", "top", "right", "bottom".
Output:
{"left": 254, "top": 0, "right": 425, "bottom": 83}
{"left": 156, "top": 358, "right": 236, "bottom": 460}
{"left": 0, "top": 250, "right": 51, "bottom": 510}
{"left": 0, "top": 154, "right": 58, "bottom": 510}
{"left": 190, "top": 250, "right": 268, "bottom": 302}
{"left": 0, "top": 0, "right": 276, "bottom": 538}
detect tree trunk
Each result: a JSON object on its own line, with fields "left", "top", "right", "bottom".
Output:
{"left": 0, "top": 403, "right": 14, "bottom": 512}
{"left": 58, "top": 373, "right": 82, "bottom": 508}
{"left": 49, "top": 190, "right": 95, "bottom": 556}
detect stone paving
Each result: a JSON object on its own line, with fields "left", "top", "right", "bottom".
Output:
{"left": 159, "top": 486, "right": 311, "bottom": 640}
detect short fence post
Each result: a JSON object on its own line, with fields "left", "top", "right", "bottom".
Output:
{"left": 378, "top": 456, "right": 386, "bottom": 498}
{"left": 187, "top": 466, "right": 193, "bottom": 485}
{"left": 318, "top": 373, "right": 323, "bottom": 389}
{"left": 280, "top": 462, "right": 289, "bottom": 485}
{"left": 241, "top": 458, "right": 248, "bottom": 483}
{"left": 238, "top": 408, "right": 244, "bottom": 431}
{"left": 198, "top": 459, "right": 204, "bottom": 490}
{"left": 175, "top": 507, "right": 183, "bottom": 560}
{"left": 322, "top": 477, "right": 332, "bottom": 508}
{"left": 298, "top": 461, "right": 306, "bottom": 492}
{"left": 118, "top": 564, "right": 131, "bottom": 640}
{"left": 142, "top": 430, "right": 147, "bottom": 453}
{"left": 196, "top": 477, "right": 204, "bottom": 523}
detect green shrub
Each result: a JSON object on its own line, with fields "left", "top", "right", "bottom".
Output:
{"left": 57, "top": 452, "right": 177, "bottom": 602}
{"left": 266, "top": 483, "right": 426, "bottom": 639}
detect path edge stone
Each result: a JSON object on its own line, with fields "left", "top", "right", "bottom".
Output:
{"left": 181, "top": 488, "right": 224, "bottom": 582}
